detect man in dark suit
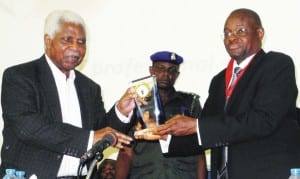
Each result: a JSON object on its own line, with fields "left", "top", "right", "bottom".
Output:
{"left": 115, "top": 51, "right": 207, "bottom": 179}
{"left": 0, "top": 10, "right": 134, "bottom": 179}
{"left": 155, "top": 8, "right": 300, "bottom": 179}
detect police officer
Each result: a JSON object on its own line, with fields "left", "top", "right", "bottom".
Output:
{"left": 115, "top": 51, "right": 207, "bottom": 179}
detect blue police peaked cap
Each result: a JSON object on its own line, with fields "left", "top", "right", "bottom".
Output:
{"left": 150, "top": 51, "right": 183, "bottom": 65}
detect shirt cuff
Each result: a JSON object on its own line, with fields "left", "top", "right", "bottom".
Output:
{"left": 159, "top": 134, "right": 172, "bottom": 153}
{"left": 196, "top": 118, "right": 202, "bottom": 145}
{"left": 114, "top": 101, "right": 133, "bottom": 123}
{"left": 87, "top": 131, "right": 94, "bottom": 150}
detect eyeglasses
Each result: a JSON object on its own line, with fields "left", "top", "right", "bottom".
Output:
{"left": 223, "top": 27, "right": 248, "bottom": 40}
{"left": 152, "top": 65, "right": 179, "bottom": 75}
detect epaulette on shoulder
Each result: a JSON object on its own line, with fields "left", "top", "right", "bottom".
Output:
{"left": 178, "top": 91, "right": 200, "bottom": 99}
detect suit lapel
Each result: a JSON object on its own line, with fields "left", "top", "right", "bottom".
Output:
{"left": 37, "top": 55, "right": 63, "bottom": 122}
{"left": 225, "top": 50, "right": 266, "bottom": 110}
{"left": 38, "top": 58, "right": 90, "bottom": 127}
{"left": 74, "top": 72, "right": 89, "bottom": 128}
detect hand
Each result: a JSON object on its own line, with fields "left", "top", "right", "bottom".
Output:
{"left": 133, "top": 111, "right": 167, "bottom": 140}
{"left": 117, "top": 87, "right": 137, "bottom": 117}
{"left": 94, "top": 127, "right": 133, "bottom": 149}
{"left": 155, "top": 115, "right": 197, "bottom": 136}
{"left": 134, "top": 128, "right": 165, "bottom": 140}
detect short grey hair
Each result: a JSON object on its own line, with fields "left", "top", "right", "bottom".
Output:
{"left": 44, "top": 9, "right": 86, "bottom": 39}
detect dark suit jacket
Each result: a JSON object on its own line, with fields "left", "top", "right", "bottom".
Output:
{"left": 199, "top": 50, "right": 300, "bottom": 179}
{"left": 0, "top": 55, "right": 129, "bottom": 178}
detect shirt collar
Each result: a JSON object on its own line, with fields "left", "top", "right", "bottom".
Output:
{"left": 233, "top": 54, "right": 255, "bottom": 69}
{"left": 45, "top": 54, "right": 76, "bottom": 81}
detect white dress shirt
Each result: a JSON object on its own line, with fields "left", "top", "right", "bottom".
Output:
{"left": 45, "top": 56, "right": 93, "bottom": 176}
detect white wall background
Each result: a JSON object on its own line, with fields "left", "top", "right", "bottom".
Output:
{"left": 0, "top": 0, "right": 299, "bottom": 162}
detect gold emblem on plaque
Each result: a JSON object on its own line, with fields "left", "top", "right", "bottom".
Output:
{"left": 135, "top": 82, "right": 151, "bottom": 100}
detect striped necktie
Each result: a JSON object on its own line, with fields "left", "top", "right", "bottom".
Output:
{"left": 218, "top": 66, "right": 242, "bottom": 179}
{"left": 228, "top": 67, "right": 241, "bottom": 89}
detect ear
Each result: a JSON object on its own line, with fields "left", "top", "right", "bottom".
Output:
{"left": 149, "top": 66, "right": 154, "bottom": 75}
{"left": 257, "top": 27, "right": 264, "bottom": 40}
{"left": 44, "top": 34, "right": 51, "bottom": 49}
{"left": 175, "top": 71, "right": 180, "bottom": 79}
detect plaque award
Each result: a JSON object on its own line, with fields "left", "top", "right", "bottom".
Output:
{"left": 130, "top": 75, "right": 165, "bottom": 136}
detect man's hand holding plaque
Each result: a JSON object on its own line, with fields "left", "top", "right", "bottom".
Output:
{"left": 134, "top": 111, "right": 167, "bottom": 140}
